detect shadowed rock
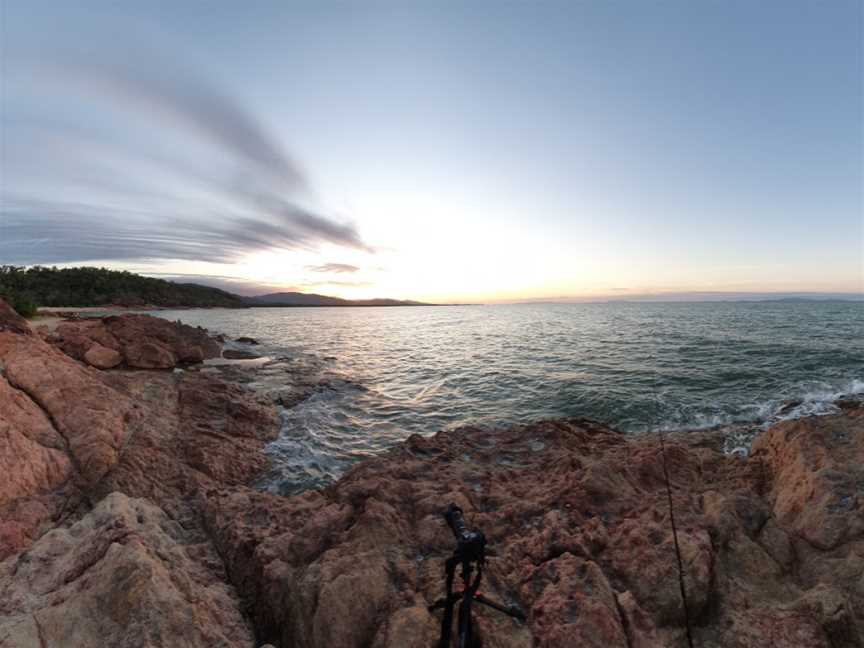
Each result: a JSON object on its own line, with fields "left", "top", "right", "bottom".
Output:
{"left": 48, "top": 314, "right": 221, "bottom": 369}
{"left": 0, "top": 300, "right": 33, "bottom": 336}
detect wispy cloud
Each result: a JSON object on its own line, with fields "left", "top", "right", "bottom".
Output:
{"left": 303, "top": 280, "right": 372, "bottom": 288}
{"left": 305, "top": 263, "right": 360, "bottom": 274}
{"left": 1, "top": 38, "right": 372, "bottom": 265}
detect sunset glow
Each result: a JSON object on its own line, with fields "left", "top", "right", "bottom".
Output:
{"left": 2, "top": 1, "right": 861, "bottom": 302}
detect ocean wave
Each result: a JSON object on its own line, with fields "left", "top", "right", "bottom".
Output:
{"left": 150, "top": 303, "right": 864, "bottom": 491}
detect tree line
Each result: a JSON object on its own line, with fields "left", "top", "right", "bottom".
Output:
{"left": 0, "top": 266, "right": 245, "bottom": 316}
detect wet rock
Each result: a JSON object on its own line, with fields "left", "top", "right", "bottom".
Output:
{"left": 223, "top": 349, "right": 262, "bottom": 360}
{"left": 236, "top": 336, "right": 260, "bottom": 345}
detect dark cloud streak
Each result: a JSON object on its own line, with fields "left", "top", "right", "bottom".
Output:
{"left": 0, "top": 199, "right": 366, "bottom": 264}
{"left": 305, "top": 263, "right": 361, "bottom": 274}
{"left": 1, "top": 39, "right": 373, "bottom": 264}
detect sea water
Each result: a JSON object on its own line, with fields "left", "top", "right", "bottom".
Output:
{"left": 154, "top": 302, "right": 863, "bottom": 492}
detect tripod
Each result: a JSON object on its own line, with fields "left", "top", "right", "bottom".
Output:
{"left": 429, "top": 504, "right": 526, "bottom": 648}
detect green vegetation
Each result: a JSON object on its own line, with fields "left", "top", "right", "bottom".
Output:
{"left": 0, "top": 287, "right": 38, "bottom": 318}
{"left": 0, "top": 266, "right": 245, "bottom": 312}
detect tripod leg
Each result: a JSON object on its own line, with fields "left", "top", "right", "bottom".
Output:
{"left": 457, "top": 591, "right": 473, "bottom": 648}
{"left": 456, "top": 561, "right": 485, "bottom": 648}
{"left": 472, "top": 594, "right": 526, "bottom": 621}
{"left": 438, "top": 557, "right": 458, "bottom": 648}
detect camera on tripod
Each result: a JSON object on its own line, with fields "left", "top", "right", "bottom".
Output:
{"left": 430, "top": 503, "right": 525, "bottom": 648}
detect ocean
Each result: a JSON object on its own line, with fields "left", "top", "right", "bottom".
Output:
{"left": 154, "top": 302, "right": 863, "bottom": 493}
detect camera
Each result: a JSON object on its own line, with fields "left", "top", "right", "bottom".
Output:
{"left": 444, "top": 503, "right": 486, "bottom": 563}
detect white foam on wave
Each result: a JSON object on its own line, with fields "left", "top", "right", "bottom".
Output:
{"left": 771, "top": 377, "right": 864, "bottom": 423}
{"left": 717, "top": 377, "right": 864, "bottom": 457}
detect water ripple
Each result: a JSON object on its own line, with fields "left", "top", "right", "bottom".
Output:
{"left": 154, "top": 302, "right": 864, "bottom": 493}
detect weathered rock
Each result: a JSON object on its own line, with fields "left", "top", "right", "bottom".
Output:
{"left": 83, "top": 342, "right": 123, "bottom": 369}
{"left": 52, "top": 319, "right": 120, "bottom": 359}
{"left": 92, "top": 370, "right": 279, "bottom": 518}
{"left": 236, "top": 336, "right": 260, "bottom": 345}
{"left": 0, "top": 376, "right": 74, "bottom": 559}
{"left": 223, "top": 349, "right": 262, "bottom": 360}
{"left": 124, "top": 339, "right": 176, "bottom": 369}
{"left": 0, "top": 329, "right": 135, "bottom": 487}
{"left": 202, "top": 413, "right": 864, "bottom": 648}
{"left": 48, "top": 314, "right": 221, "bottom": 369}
{"left": 0, "top": 493, "right": 255, "bottom": 648}
{"left": 0, "top": 299, "right": 281, "bottom": 646}
{"left": 106, "top": 314, "right": 221, "bottom": 363}
{"left": 3, "top": 298, "right": 863, "bottom": 647}
{"left": 752, "top": 409, "right": 864, "bottom": 550}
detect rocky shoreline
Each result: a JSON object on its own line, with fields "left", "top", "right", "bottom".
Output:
{"left": 1, "top": 298, "right": 862, "bottom": 647}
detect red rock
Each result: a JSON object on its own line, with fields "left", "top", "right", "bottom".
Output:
{"left": 0, "top": 375, "right": 71, "bottom": 507}
{"left": 3, "top": 296, "right": 863, "bottom": 647}
{"left": 52, "top": 319, "right": 120, "bottom": 360}
{"left": 104, "top": 314, "right": 221, "bottom": 363}
{"left": 83, "top": 342, "right": 123, "bottom": 369}
{"left": 0, "top": 373, "right": 74, "bottom": 560}
{"left": 0, "top": 329, "right": 135, "bottom": 487}
{"left": 124, "top": 339, "right": 176, "bottom": 369}
{"left": 92, "top": 370, "right": 279, "bottom": 519}
{"left": 201, "top": 413, "right": 864, "bottom": 647}
{"left": 751, "top": 408, "right": 864, "bottom": 550}
{"left": 0, "top": 493, "right": 255, "bottom": 648}
{"left": 48, "top": 313, "right": 222, "bottom": 369}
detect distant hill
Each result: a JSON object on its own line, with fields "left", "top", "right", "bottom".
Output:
{"left": 0, "top": 266, "right": 246, "bottom": 310}
{"left": 0, "top": 266, "right": 432, "bottom": 317}
{"left": 245, "top": 292, "right": 429, "bottom": 307}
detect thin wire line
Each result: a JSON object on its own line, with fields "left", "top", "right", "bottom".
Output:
{"left": 650, "top": 326, "right": 695, "bottom": 648}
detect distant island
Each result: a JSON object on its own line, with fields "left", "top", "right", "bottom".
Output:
{"left": 0, "top": 266, "right": 431, "bottom": 316}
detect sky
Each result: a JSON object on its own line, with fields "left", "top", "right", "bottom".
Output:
{"left": 1, "top": 1, "right": 862, "bottom": 302}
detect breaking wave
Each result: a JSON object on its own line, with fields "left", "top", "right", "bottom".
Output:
{"left": 154, "top": 301, "right": 864, "bottom": 493}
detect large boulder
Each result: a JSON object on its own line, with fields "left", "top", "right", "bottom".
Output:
{"left": 0, "top": 493, "right": 255, "bottom": 648}
{"left": 83, "top": 343, "right": 122, "bottom": 369}
{"left": 0, "top": 331, "right": 135, "bottom": 487}
{"left": 0, "top": 376, "right": 74, "bottom": 559}
{"left": 49, "top": 314, "right": 221, "bottom": 370}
